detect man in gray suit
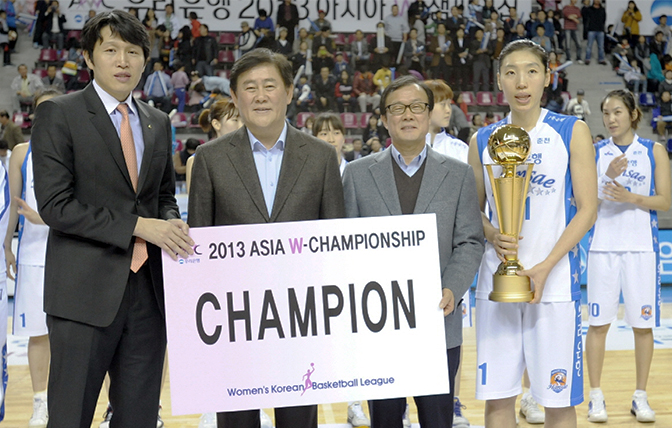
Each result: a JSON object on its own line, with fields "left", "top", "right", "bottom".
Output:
{"left": 188, "top": 48, "right": 345, "bottom": 428}
{"left": 342, "top": 76, "right": 484, "bottom": 428}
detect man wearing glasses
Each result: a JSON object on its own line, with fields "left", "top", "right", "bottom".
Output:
{"left": 342, "top": 76, "right": 484, "bottom": 428}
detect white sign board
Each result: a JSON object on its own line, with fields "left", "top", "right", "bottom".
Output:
{"left": 162, "top": 214, "right": 451, "bottom": 415}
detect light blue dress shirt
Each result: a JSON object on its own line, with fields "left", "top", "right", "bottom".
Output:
{"left": 248, "top": 124, "right": 287, "bottom": 216}
{"left": 93, "top": 80, "right": 144, "bottom": 177}
{"left": 390, "top": 143, "right": 427, "bottom": 177}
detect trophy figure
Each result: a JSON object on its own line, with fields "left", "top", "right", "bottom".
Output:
{"left": 485, "top": 125, "right": 534, "bottom": 302}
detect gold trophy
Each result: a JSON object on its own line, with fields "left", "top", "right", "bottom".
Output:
{"left": 485, "top": 125, "right": 534, "bottom": 302}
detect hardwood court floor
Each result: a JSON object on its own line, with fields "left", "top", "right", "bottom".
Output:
{"left": 3, "top": 303, "right": 671, "bottom": 428}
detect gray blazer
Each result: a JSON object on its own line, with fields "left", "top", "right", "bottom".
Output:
{"left": 188, "top": 125, "right": 345, "bottom": 227}
{"left": 342, "top": 148, "right": 484, "bottom": 349}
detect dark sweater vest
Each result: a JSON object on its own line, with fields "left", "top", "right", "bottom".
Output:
{"left": 391, "top": 155, "right": 427, "bottom": 215}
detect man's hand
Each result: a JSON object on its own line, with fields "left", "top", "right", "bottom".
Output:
{"left": 439, "top": 288, "right": 455, "bottom": 316}
{"left": 134, "top": 217, "right": 194, "bottom": 260}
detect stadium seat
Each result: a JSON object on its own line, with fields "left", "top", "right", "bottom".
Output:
{"left": 13, "top": 112, "right": 31, "bottom": 129}
{"left": 496, "top": 92, "right": 508, "bottom": 106}
{"left": 492, "top": 113, "right": 503, "bottom": 122}
{"left": 33, "top": 68, "right": 48, "bottom": 78}
{"left": 466, "top": 113, "right": 474, "bottom": 123}
{"left": 216, "top": 69, "right": 231, "bottom": 78}
{"left": 218, "top": 32, "right": 236, "bottom": 45}
{"left": 77, "top": 69, "right": 91, "bottom": 84}
{"left": 461, "top": 91, "right": 476, "bottom": 107}
{"left": 347, "top": 34, "right": 358, "bottom": 44}
{"left": 341, "top": 113, "right": 358, "bottom": 129}
{"left": 334, "top": 33, "right": 347, "bottom": 46}
{"left": 218, "top": 50, "right": 235, "bottom": 64}
{"left": 640, "top": 92, "right": 656, "bottom": 107}
{"left": 360, "top": 112, "right": 373, "bottom": 128}
{"left": 66, "top": 30, "right": 81, "bottom": 40}
{"left": 171, "top": 112, "right": 188, "bottom": 128}
{"left": 38, "top": 49, "right": 57, "bottom": 63}
{"left": 296, "top": 112, "right": 314, "bottom": 129}
{"left": 476, "top": 91, "right": 495, "bottom": 106}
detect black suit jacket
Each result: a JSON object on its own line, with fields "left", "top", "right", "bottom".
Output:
{"left": 32, "top": 84, "right": 180, "bottom": 327}
{"left": 188, "top": 125, "right": 345, "bottom": 227}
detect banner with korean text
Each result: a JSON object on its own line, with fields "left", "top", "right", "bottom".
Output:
{"left": 162, "top": 214, "right": 450, "bottom": 414}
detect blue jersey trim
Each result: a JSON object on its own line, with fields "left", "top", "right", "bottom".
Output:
{"left": 16, "top": 145, "right": 31, "bottom": 268}
{"left": 570, "top": 299, "right": 583, "bottom": 407}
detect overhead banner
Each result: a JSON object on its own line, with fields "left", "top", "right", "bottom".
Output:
{"left": 63, "top": 0, "right": 532, "bottom": 32}
{"left": 162, "top": 214, "right": 451, "bottom": 415}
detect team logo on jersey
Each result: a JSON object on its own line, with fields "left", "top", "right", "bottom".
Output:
{"left": 641, "top": 305, "right": 653, "bottom": 320}
{"left": 548, "top": 369, "right": 568, "bottom": 393}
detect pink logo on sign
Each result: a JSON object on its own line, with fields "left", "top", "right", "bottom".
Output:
{"left": 301, "top": 363, "right": 315, "bottom": 396}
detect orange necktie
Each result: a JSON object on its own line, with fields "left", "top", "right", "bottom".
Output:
{"left": 117, "top": 103, "right": 148, "bottom": 272}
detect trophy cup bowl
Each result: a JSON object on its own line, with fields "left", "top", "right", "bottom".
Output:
{"left": 485, "top": 125, "right": 534, "bottom": 302}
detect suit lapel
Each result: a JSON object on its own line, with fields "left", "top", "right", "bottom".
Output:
{"left": 270, "top": 126, "right": 307, "bottom": 222}
{"left": 370, "top": 150, "right": 402, "bottom": 215}
{"left": 227, "top": 127, "right": 270, "bottom": 221}
{"left": 136, "top": 100, "right": 156, "bottom": 193}
{"left": 414, "top": 149, "right": 450, "bottom": 214}
{"left": 84, "top": 85, "right": 134, "bottom": 191}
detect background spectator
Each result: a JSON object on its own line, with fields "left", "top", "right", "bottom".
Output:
{"left": 193, "top": 23, "right": 217, "bottom": 76}
{"left": 621, "top": 1, "right": 641, "bottom": 46}
{"left": 0, "top": 109, "right": 23, "bottom": 149}
{"left": 41, "top": 64, "right": 64, "bottom": 92}
{"left": 171, "top": 60, "right": 189, "bottom": 112}
{"left": 429, "top": 23, "right": 451, "bottom": 81}
{"left": 313, "top": 66, "right": 336, "bottom": 111}
{"left": 236, "top": 21, "right": 257, "bottom": 56}
{"left": 452, "top": 27, "right": 470, "bottom": 91}
{"left": 384, "top": 4, "right": 409, "bottom": 65}
{"left": 189, "top": 11, "right": 201, "bottom": 39}
{"left": 585, "top": 0, "right": 607, "bottom": 65}
{"left": 349, "top": 29, "right": 370, "bottom": 71}
{"left": 0, "top": 10, "right": 10, "bottom": 67}
{"left": 42, "top": 0, "right": 66, "bottom": 50}
{"left": 11, "top": 64, "right": 43, "bottom": 113}
{"left": 173, "top": 138, "right": 199, "bottom": 181}
{"left": 353, "top": 66, "right": 380, "bottom": 112}
{"left": 274, "top": 27, "right": 292, "bottom": 57}
{"left": 159, "top": 3, "right": 180, "bottom": 39}
{"left": 471, "top": 28, "right": 492, "bottom": 92}
{"left": 253, "top": 9, "right": 274, "bottom": 38}
{"left": 312, "top": 9, "right": 331, "bottom": 35}
{"left": 277, "top": 0, "right": 299, "bottom": 44}
{"left": 144, "top": 61, "right": 173, "bottom": 113}
{"left": 564, "top": 0, "right": 583, "bottom": 63}
{"left": 292, "top": 27, "right": 312, "bottom": 54}
{"left": 335, "top": 70, "right": 356, "bottom": 112}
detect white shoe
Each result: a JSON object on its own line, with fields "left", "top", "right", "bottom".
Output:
{"left": 198, "top": 413, "right": 217, "bottom": 428}
{"left": 260, "top": 409, "right": 274, "bottom": 428}
{"left": 519, "top": 393, "right": 545, "bottom": 424}
{"left": 347, "top": 401, "right": 370, "bottom": 427}
{"left": 99, "top": 405, "right": 113, "bottom": 428}
{"left": 402, "top": 404, "right": 411, "bottom": 428}
{"left": 157, "top": 405, "right": 164, "bottom": 428}
{"left": 28, "top": 393, "right": 48, "bottom": 427}
{"left": 577, "top": 59, "right": 585, "bottom": 65}
{"left": 631, "top": 391, "right": 655, "bottom": 422}
{"left": 587, "top": 390, "right": 608, "bottom": 423}
{"left": 453, "top": 397, "right": 470, "bottom": 427}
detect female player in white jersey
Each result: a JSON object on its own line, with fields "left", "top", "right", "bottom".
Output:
{"left": 468, "top": 39, "right": 597, "bottom": 428}
{"left": 585, "top": 89, "right": 671, "bottom": 423}
{"left": 3, "top": 88, "right": 61, "bottom": 427}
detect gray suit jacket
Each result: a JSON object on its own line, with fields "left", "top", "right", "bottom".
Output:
{"left": 342, "top": 148, "right": 484, "bottom": 349}
{"left": 188, "top": 125, "right": 345, "bottom": 227}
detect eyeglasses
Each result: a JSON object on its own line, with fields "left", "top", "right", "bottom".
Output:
{"left": 385, "top": 102, "right": 429, "bottom": 116}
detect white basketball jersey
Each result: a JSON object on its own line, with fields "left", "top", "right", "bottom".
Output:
{"left": 591, "top": 135, "right": 658, "bottom": 252}
{"left": 17, "top": 146, "right": 49, "bottom": 266}
{"left": 427, "top": 131, "right": 469, "bottom": 164}
{"left": 475, "top": 109, "right": 581, "bottom": 302}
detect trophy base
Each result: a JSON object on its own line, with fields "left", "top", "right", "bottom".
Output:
{"left": 489, "top": 273, "right": 533, "bottom": 303}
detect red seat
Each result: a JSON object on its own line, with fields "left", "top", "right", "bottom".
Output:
{"left": 347, "top": 34, "right": 358, "bottom": 44}
{"left": 218, "top": 50, "right": 235, "bottom": 63}
{"left": 341, "top": 113, "right": 358, "bottom": 129}
{"left": 33, "top": 68, "right": 48, "bottom": 78}
{"left": 334, "top": 33, "right": 346, "bottom": 46}
{"left": 461, "top": 91, "right": 476, "bottom": 107}
{"left": 360, "top": 112, "right": 373, "bottom": 128}
{"left": 39, "top": 49, "right": 57, "bottom": 62}
{"left": 366, "top": 34, "right": 376, "bottom": 43}
{"left": 171, "top": 112, "right": 188, "bottom": 128}
{"left": 496, "top": 92, "right": 508, "bottom": 106}
{"left": 466, "top": 113, "right": 474, "bottom": 123}
{"left": 13, "top": 112, "right": 31, "bottom": 129}
{"left": 492, "top": 113, "right": 503, "bottom": 122}
{"left": 188, "top": 112, "right": 202, "bottom": 128}
{"left": 296, "top": 112, "right": 314, "bottom": 128}
{"left": 476, "top": 91, "right": 495, "bottom": 106}
{"left": 218, "top": 32, "right": 236, "bottom": 45}
{"left": 66, "top": 30, "right": 81, "bottom": 40}
{"left": 217, "top": 69, "right": 231, "bottom": 78}
{"left": 77, "top": 69, "right": 91, "bottom": 83}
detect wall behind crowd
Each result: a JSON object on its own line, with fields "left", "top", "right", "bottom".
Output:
{"left": 607, "top": 0, "right": 672, "bottom": 36}
{"left": 60, "top": 0, "right": 533, "bottom": 32}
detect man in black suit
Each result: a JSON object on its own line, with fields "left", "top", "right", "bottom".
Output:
{"left": 188, "top": 48, "right": 345, "bottom": 428}
{"left": 31, "top": 10, "right": 194, "bottom": 428}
